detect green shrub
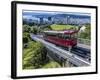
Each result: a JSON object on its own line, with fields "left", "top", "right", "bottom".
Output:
{"left": 23, "top": 41, "right": 47, "bottom": 69}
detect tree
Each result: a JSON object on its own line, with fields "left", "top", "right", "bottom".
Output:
{"left": 32, "top": 27, "right": 38, "bottom": 34}
{"left": 30, "top": 42, "right": 47, "bottom": 68}
{"left": 78, "top": 24, "right": 91, "bottom": 39}
{"left": 23, "top": 25, "right": 31, "bottom": 33}
{"left": 23, "top": 36, "right": 28, "bottom": 43}
{"left": 23, "top": 42, "right": 47, "bottom": 69}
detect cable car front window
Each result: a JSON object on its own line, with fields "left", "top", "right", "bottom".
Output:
{"left": 71, "top": 33, "right": 77, "bottom": 39}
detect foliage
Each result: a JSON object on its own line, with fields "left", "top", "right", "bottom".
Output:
{"left": 42, "top": 60, "right": 61, "bottom": 68}
{"left": 32, "top": 27, "right": 38, "bottom": 34}
{"left": 23, "top": 25, "right": 31, "bottom": 33}
{"left": 22, "top": 24, "right": 64, "bottom": 69}
{"left": 23, "top": 32, "right": 30, "bottom": 44}
{"left": 23, "top": 36, "right": 28, "bottom": 44}
{"left": 23, "top": 41, "right": 47, "bottom": 69}
{"left": 78, "top": 24, "right": 91, "bottom": 40}
{"left": 23, "top": 19, "right": 35, "bottom": 26}
{"left": 42, "top": 25, "right": 52, "bottom": 31}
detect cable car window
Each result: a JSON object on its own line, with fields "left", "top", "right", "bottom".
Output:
{"left": 58, "top": 34, "right": 63, "bottom": 38}
{"left": 71, "top": 33, "right": 77, "bottom": 39}
{"left": 64, "top": 34, "right": 71, "bottom": 40}
{"left": 71, "top": 34, "right": 74, "bottom": 39}
{"left": 46, "top": 33, "right": 57, "bottom": 37}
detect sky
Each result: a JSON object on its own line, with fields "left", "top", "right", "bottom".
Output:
{"left": 22, "top": 10, "right": 91, "bottom": 19}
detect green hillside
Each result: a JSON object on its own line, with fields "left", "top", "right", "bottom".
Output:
{"left": 42, "top": 61, "right": 61, "bottom": 68}
{"left": 50, "top": 24, "right": 78, "bottom": 30}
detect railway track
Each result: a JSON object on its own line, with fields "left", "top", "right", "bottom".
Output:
{"left": 36, "top": 34, "right": 91, "bottom": 62}
{"left": 31, "top": 34, "right": 90, "bottom": 66}
{"left": 58, "top": 45, "right": 90, "bottom": 62}
{"left": 71, "top": 47, "right": 90, "bottom": 61}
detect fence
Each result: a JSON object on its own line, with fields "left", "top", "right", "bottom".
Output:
{"left": 78, "top": 38, "right": 90, "bottom": 45}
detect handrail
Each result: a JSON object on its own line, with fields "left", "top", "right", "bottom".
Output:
{"left": 78, "top": 38, "right": 90, "bottom": 45}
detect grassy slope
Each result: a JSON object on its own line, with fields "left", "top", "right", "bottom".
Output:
{"left": 23, "top": 41, "right": 38, "bottom": 69}
{"left": 23, "top": 41, "right": 61, "bottom": 69}
{"left": 50, "top": 24, "right": 78, "bottom": 30}
{"left": 42, "top": 60, "right": 61, "bottom": 68}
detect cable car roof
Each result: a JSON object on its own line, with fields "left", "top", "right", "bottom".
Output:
{"left": 43, "top": 30, "right": 78, "bottom": 34}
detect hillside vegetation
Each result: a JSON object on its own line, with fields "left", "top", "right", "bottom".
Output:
{"left": 78, "top": 24, "right": 91, "bottom": 40}
{"left": 50, "top": 24, "right": 78, "bottom": 30}
{"left": 23, "top": 25, "right": 61, "bottom": 69}
{"left": 50, "top": 24, "right": 91, "bottom": 40}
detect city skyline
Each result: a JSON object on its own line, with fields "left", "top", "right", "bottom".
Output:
{"left": 23, "top": 10, "right": 91, "bottom": 25}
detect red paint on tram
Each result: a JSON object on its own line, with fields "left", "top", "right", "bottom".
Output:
{"left": 43, "top": 30, "right": 78, "bottom": 47}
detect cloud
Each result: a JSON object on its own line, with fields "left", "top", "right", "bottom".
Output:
{"left": 23, "top": 10, "right": 90, "bottom": 16}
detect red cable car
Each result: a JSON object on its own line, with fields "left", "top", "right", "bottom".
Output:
{"left": 43, "top": 30, "right": 78, "bottom": 48}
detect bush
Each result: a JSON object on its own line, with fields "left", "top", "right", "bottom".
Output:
{"left": 33, "top": 27, "right": 38, "bottom": 34}
{"left": 23, "top": 25, "right": 31, "bottom": 33}
{"left": 23, "top": 41, "right": 47, "bottom": 69}
{"left": 78, "top": 24, "right": 91, "bottom": 40}
{"left": 23, "top": 36, "right": 28, "bottom": 43}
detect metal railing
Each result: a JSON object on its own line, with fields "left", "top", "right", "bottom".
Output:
{"left": 78, "top": 38, "right": 90, "bottom": 45}
{"left": 30, "top": 34, "right": 90, "bottom": 66}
